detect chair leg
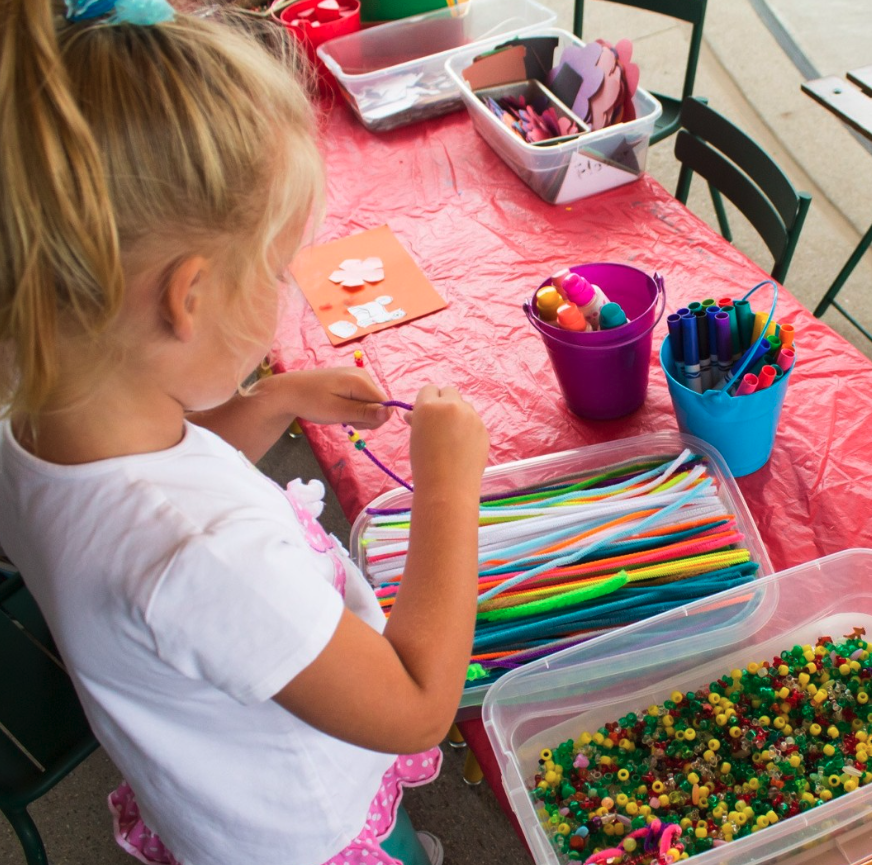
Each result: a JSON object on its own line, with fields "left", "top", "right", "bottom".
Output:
{"left": 2, "top": 806, "right": 49, "bottom": 865}
{"left": 814, "top": 220, "right": 872, "bottom": 318}
{"left": 708, "top": 183, "right": 732, "bottom": 243}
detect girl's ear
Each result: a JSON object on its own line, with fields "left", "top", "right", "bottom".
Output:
{"left": 160, "top": 256, "right": 210, "bottom": 342}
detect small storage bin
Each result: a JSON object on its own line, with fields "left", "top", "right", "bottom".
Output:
{"left": 445, "top": 28, "right": 662, "bottom": 204}
{"left": 482, "top": 548, "right": 872, "bottom": 865}
{"left": 315, "top": 0, "right": 556, "bottom": 132}
{"left": 350, "top": 431, "right": 770, "bottom": 715}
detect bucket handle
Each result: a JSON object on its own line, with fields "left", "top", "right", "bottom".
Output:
{"left": 723, "top": 279, "right": 779, "bottom": 397}
{"left": 524, "top": 272, "right": 666, "bottom": 350}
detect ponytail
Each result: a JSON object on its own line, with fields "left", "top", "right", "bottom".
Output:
{"left": 0, "top": 0, "right": 124, "bottom": 418}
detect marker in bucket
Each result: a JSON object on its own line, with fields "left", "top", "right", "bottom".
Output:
{"left": 734, "top": 373, "right": 758, "bottom": 396}
{"left": 722, "top": 304, "right": 741, "bottom": 360}
{"left": 777, "top": 348, "right": 795, "bottom": 371}
{"left": 751, "top": 310, "right": 768, "bottom": 345}
{"left": 681, "top": 314, "right": 702, "bottom": 393}
{"left": 779, "top": 323, "right": 796, "bottom": 351}
{"left": 706, "top": 306, "right": 721, "bottom": 384}
{"left": 756, "top": 365, "right": 776, "bottom": 391}
{"left": 734, "top": 298, "right": 754, "bottom": 352}
{"left": 694, "top": 309, "right": 712, "bottom": 391}
{"left": 535, "top": 286, "right": 562, "bottom": 321}
{"left": 667, "top": 314, "right": 685, "bottom": 379}
{"left": 715, "top": 312, "right": 732, "bottom": 383}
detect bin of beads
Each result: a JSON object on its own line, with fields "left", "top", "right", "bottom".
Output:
{"left": 350, "top": 431, "right": 771, "bottom": 719}
{"left": 481, "top": 548, "right": 872, "bottom": 865}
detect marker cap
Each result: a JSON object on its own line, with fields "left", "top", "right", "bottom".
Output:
{"left": 556, "top": 302, "right": 589, "bottom": 332}
{"left": 535, "top": 286, "right": 562, "bottom": 320}
{"left": 599, "top": 302, "right": 628, "bottom": 329}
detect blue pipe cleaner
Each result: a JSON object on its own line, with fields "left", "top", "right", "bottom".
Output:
{"left": 66, "top": 0, "right": 174, "bottom": 25}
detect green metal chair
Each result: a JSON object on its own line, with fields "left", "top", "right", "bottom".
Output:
{"left": 0, "top": 573, "right": 99, "bottom": 865}
{"left": 674, "top": 97, "right": 812, "bottom": 284}
{"left": 572, "top": 0, "right": 708, "bottom": 145}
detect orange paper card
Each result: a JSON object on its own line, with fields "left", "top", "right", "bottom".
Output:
{"left": 291, "top": 225, "right": 447, "bottom": 345}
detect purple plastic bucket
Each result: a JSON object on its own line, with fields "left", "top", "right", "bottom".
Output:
{"left": 524, "top": 263, "right": 665, "bottom": 419}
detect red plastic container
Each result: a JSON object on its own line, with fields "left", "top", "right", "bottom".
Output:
{"left": 278, "top": 0, "right": 361, "bottom": 86}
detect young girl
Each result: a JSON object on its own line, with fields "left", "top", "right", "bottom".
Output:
{"left": 0, "top": 3, "right": 489, "bottom": 865}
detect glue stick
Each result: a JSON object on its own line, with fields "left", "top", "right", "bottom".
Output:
{"left": 563, "top": 274, "right": 610, "bottom": 329}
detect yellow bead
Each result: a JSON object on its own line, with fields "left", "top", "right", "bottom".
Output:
{"left": 828, "top": 774, "right": 842, "bottom": 787}
{"left": 729, "top": 726, "right": 742, "bottom": 738}
{"left": 708, "top": 739, "right": 720, "bottom": 751}
{"left": 617, "top": 769, "right": 629, "bottom": 781}
{"left": 858, "top": 731, "right": 869, "bottom": 742}
{"left": 539, "top": 749, "right": 552, "bottom": 761}
{"left": 798, "top": 672, "right": 810, "bottom": 685}
{"left": 544, "top": 771, "right": 558, "bottom": 784}
{"left": 626, "top": 802, "right": 639, "bottom": 816}
{"left": 774, "top": 717, "right": 786, "bottom": 729}
{"left": 789, "top": 755, "right": 802, "bottom": 768}
{"left": 757, "top": 815, "right": 770, "bottom": 828}
{"left": 694, "top": 827, "right": 707, "bottom": 839}
{"left": 616, "top": 794, "right": 628, "bottom": 806}
{"left": 840, "top": 663, "right": 851, "bottom": 676}
{"left": 810, "top": 723, "right": 822, "bottom": 736}
{"left": 845, "top": 779, "right": 859, "bottom": 792}
{"left": 600, "top": 755, "right": 612, "bottom": 766}
{"left": 709, "top": 693, "right": 721, "bottom": 705}
{"left": 767, "top": 811, "right": 778, "bottom": 823}
{"left": 720, "top": 762, "right": 732, "bottom": 774}
{"left": 663, "top": 715, "right": 674, "bottom": 727}
{"left": 703, "top": 749, "right": 715, "bottom": 762}
{"left": 748, "top": 662, "right": 759, "bottom": 674}
{"left": 748, "top": 778, "right": 760, "bottom": 791}
{"left": 652, "top": 780, "right": 665, "bottom": 793}
{"left": 687, "top": 772, "right": 700, "bottom": 784}
{"left": 821, "top": 789, "right": 833, "bottom": 801}
{"left": 859, "top": 691, "right": 869, "bottom": 705}
{"left": 648, "top": 705, "right": 659, "bottom": 717}
{"left": 671, "top": 691, "right": 684, "bottom": 703}
{"left": 623, "top": 838, "right": 637, "bottom": 853}
{"left": 814, "top": 690, "right": 827, "bottom": 704}
{"left": 667, "top": 848, "right": 681, "bottom": 862}
{"left": 684, "top": 728, "right": 697, "bottom": 741}
{"left": 828, "top": 725, "right": 840, "bottom": 739}
{"left": 779, "top": 687, "right": 790, "bottom": 699}
{"left": 659, "top": 794, "right": 670, "bottom": 807}
{"left": 803, "top": 651, "right": 815, "bottom": 662}
{"left": 824, "top": 744, "right": 836, "bottom": 757}
{"left": 716, "top": 714, "right": 728, "bottom": 726}
{"left": 758, "top": 716, "right": 771, "bottom": 727}
{"left": 680, "top": 818, "right": 693, "bottom": 829}
{"left": 593, "top": 733, "right": 604, "bottom": 744}
{"left": 557, "top": 823, "right": 570, "bottom": 835}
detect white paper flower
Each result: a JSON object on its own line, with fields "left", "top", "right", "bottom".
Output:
{"left": 329, "top": 257, "right": 385, "bottom": 289}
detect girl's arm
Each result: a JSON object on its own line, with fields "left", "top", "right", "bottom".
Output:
{"left": 187, "top": 368, "right": 391, "bottom": 463}
{"left": 272, "top": 385, "right": 489, "bottom": 754}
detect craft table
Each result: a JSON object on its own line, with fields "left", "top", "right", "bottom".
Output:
{"left": 802, "top": 66, "right": 872, "bottom": 340}
{"left": 273, "top": 103, "right": 872, "bottom": 840}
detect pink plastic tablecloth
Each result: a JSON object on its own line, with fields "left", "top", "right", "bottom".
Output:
{"left": 274, "top": 105, "right": 872, "bottom": 571}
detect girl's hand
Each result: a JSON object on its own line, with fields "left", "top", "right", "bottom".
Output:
{"left": 405, "top": 385, "right": 489, "bottom": 498}
{"left": 283, "top": 367, "right": 391, "bottom": 429}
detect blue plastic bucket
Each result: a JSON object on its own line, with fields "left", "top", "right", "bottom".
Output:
{"left": 659, "top": 280, "right": 794, "bottom": 477}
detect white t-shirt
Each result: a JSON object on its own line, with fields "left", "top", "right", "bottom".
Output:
{"left": 0, "top": 420, "right": 395, "bottom": 865}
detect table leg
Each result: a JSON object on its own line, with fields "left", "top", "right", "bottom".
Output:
{"left": 447, "top": 723, "right": 466, "bottom": 749}
{"left": 455, "top": 718, "right": 531, "bottom": 850}
{"left": 814, "top": 219, "right": 872, "bottom": 319}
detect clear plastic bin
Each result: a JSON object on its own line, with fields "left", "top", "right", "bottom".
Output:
{"left": 350, "top": 431, "right": 771, "bottom": 716}
{"left": 482, "top": 548, "right": 872, "bottom": 865}
{"left": 316, "top": 0, "right": 556, "bottom": 131}
{"left": 444, "top": 28, "right": 663, "bottom": 204}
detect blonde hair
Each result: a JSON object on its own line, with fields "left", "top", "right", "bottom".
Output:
{"left": 0, "top": 0, "right": 323, "bottom": 418}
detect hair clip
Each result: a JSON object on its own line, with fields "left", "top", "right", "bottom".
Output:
{"left": 65, "top": 0, "right": 175, "bottom": 25}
